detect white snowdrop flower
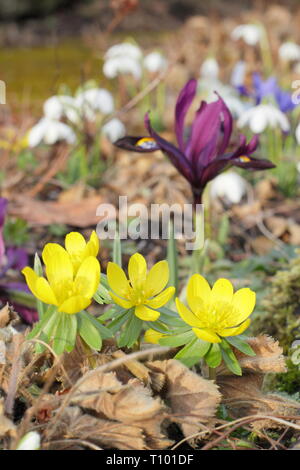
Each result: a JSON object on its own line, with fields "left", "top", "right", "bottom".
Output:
{"left": 104, "top": 42, "right": 143, "bottom": 62}
{"left": 231, "top": 24, "right": 262, "bottom": 46}
{"left": 230, "top": 60, "right": 246, "bottom": 88}
{"left": 43, "top": 95, "right": 79, "bottom": 124}
{"left": 16, "top": 431, "right": 41, "bottom": 450}
{"left": 144, "top": 52, "right": 167, "bottom": 73}
{"left": 102, "top": 118, "right": 126, "bottom": 142}
{"left": 28, "top": 118, "right": 76, "bottom": 147}
{"left": 279, "top": 42, "right": 300, "bottom": 62}
{"left": 103, "top": 56, "right": 142, "bottom": 80}
{"left": 295, "top": 122, "right": 300, "bottom": 145}
{"left": 237, "top": 104, "right": 290, "bottom": 133}
{"left": 200, "top": 57, "right": 219, "bottom": 80}
{"left": 75, "top": 88, "right": 114, "bottom": 120}
{"left": 210, "top": 171, "right": 247, "bottom": 204}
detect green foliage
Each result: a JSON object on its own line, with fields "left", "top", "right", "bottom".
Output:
{"left": 3, "top": 217, "right": 29, "bottom": 246}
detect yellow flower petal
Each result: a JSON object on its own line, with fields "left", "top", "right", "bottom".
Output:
{"left": 42, "top": 243, "right": 73, "bottom": 287}
{"left": 187, "top": 274, "right": 211, "bottom": 313}
{"left": 218, "top": 319, "right": 251, "bottom": 337}
{"left": 58, "top": 296, "right": 91, "bottom": 314}
{"left": 192, "top": 327, "right": 221, "bottom": 343}
{"left": 22, "top": 267, "right": 58, "bottom": 306}
{"left": 232, "top": 288, "right": 256, "bottom": 325}
{"left": 74, "top": 256, "right": 100, "bottom": 298}
{"left": 144, "top": 329, "right": 164, "bottom": 344}
{"left": 65, "top": 232, "right": 86, "bottom": 255}
{"left": 107, "top": 262, "right": 129, "bottom": 297}
{"left": 146, "top": 286, "right": 175, "bottom": 309}
{"left": 134, "top": 305, "right": 160, "bottom": 321}
{"left": 128, "top": 253, "right": 147, "bottom": 288}
{"left": 211, "top": 278, "right": 234, "bottom": 303}
{"left": 85, "top": 230, "right": 100, "bottom": 257}
{"left": 110, "top": 292, "right": 133, "bottom": 309}
{"left": 145, "top": 260, "right": 169, "bottom": 297}
{"left": 175, "top": 298, "right": 203, "bottom": 328}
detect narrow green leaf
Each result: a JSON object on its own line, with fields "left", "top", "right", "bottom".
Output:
{"left": 26, "top": 306, "right": 55, "bottom": 340}
{"left": 34, "top": 253, "right": 45, "bottom": 319}
{"left": 118, "top": 313, "right": 143, "bottom": 348}
{"left": 225, "top": 336, "right": 256, "bottom": 357}
{"left": 220, "top": 340, "right": 242, "bottom": 376}
{"left": 78, "top": 312, "right": 102, "bottom": 350}
{"left": 167, "top": 219, "right": 178, "bottom": 294}
{"left": 97, "top": 305, "right": 125, "bottom": 322}
{"left": 93, "top": 283, "right": 112, "bottom": 305}
{"left": 204, "top": 343, "right": 222, "bottom": 368}
{"left": 108, "top": 309, "right": 131, "bottom": 334}
{"left": 159, "top": 330, "right": 195, "bottom": 347}
{"left": 175, "top": 337, "right": 211, "bottom": 367}
{"left": 81, "top": 311, "right": 112, "bottom": 339}
{"left": 64, "top": 314, "right": 78, "bottom": 353}
{"left": 113, "top": 231, "right": 122, "bottom": 267}
{"left": 53, "top": 314, "right": 68, "bottom": 355}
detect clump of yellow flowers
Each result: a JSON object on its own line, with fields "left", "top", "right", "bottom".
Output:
{"left": 23, "top": 231, "right": 256, "bottom": 374}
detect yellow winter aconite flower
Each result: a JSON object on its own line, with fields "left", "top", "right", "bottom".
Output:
{"left": 176, "top": 274, "right": 256, "bottom": 343}
{"left": 144, "top": 328, "right": 165, "bottom": 344}
{"left": 22, "top": 238, "right": 100, "bottom": 315}
{"left": 107, "top": 253, "right": 175, "bottom": 321}
{"left": 64, "top": 230, "right": 99, "bottom": 272}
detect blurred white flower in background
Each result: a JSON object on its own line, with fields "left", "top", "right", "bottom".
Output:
{"left": 102, "top": 118, "right": 126, "bottom": 142}
{"left": 16, "top": 431, "right": 41, "bottom": 450}
{"left": 104, "top": 42, "right": 143, "bottom": 61}
{"left": 231, "top": 24, "right": 262, "bottom": 46}
{"left": 200, "top": 57, "right": 219, "bottom": 80}
{"left": 103, "top": 42, "right": 143, "bottom": 80}
{"left": 144, "top": 51, "right": 168, "bottom": 73}
{"left": 103, "top": 56, "right": 142, "bottom": 80}
{"left": 223, "top": 95, "right": 246, "bottom": 118}
{"left": 43, "top": 95, "right": 79, "bottom": 124}
{"left": 279, "top": 41, "right": 300, "bottom": 62}
{"left": 75, "top": 88, "right": 114, "bottom": 120}
{"left": 28, "top": 118, "right": 77, "bottom": 147}
{"left": 295, "top": 122, "right": 300, "bottom": 145}
{"left": 237, "top": 104, "right": 290, "bottom": 133}
{"left": 230, "top": 60, "right": 246, "bottom": 88}
{"left": 210, "top": 171, "right": 247, "bottom": 204}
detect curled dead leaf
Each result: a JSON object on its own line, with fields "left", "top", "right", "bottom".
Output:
{"left": 147, "top": 359, "right": 221, "bottom": 438}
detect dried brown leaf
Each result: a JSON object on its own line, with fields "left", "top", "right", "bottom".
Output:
{"left": 147, "top": 359, "right": 221, "bottom": 437}
{"left": 0, "top": 399, "right": 16, "bottom": 439}
{"left": 0, "top": 305, "right": 10, "bottom": 329}
{"left": 217, "top": 335, "right": 286, "bottom": 376}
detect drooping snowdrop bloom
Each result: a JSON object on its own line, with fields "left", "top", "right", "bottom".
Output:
{"left": 103, "top": 56, "right": 142, "bottom": 80}
{"left": 237, "top": 104, "right": 290, "bottom": 134}
{"left": 102, "top": 118, "right": 126, "bottom": 142}
{"left": 200, "top": 57, "right": 219, "bottom": 80}
{"left": 75, "top": 88, "right": 114, "bottom": 120}
{"left": 231, "top": 24, "right": 262, "bottom": 46}
{"left": 43, "top": 95, "right": 79, "bottom": 124}
{"left": 144, "top": 52, "right": 168, "bottom": 73}
{"left": 103, "top": 42, "right": 143, "bottom": 80}
{"left": 105, "top": 42, "right": 143, "bottom": 62}
{"left": 279, "top": 41, "right": 300, "bottom": 62}
{"left": 210, "top": 171, "right": 247, "bottom": 204}
{"left": 28, "top": 118, "right": 77, "bottom": 147}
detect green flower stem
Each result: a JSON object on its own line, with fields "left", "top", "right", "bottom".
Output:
{"left": 208, "top": 367, "right": 216, "bottom": 381}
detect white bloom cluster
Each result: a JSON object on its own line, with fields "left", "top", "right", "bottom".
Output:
{"left": 237, "top": 104, "right": 290, "bottom": 133}
{"left": 231, "top": 24, "right": 262, "bottom": 46}
{"left": 103, "top": 42, "right": 168, "bottom": 79}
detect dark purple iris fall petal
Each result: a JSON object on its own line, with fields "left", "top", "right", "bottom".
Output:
{"left": 114, "top": 79, "right": 275, "bottom": 203}
{"left": 175, "top": 78, "right": 197, "bottom": 152}
{"left": 114, "top": 136, "right": 160, "bottom": 153}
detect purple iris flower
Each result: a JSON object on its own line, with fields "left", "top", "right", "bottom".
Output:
{"left": 115, "top": 79, "right": 275, "bottom": 204}
{"left": 0, "top": 197, "right": 37, "bottom": 324}
{"left": 239, "top": 73, "right": 297, "bottom": 113}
